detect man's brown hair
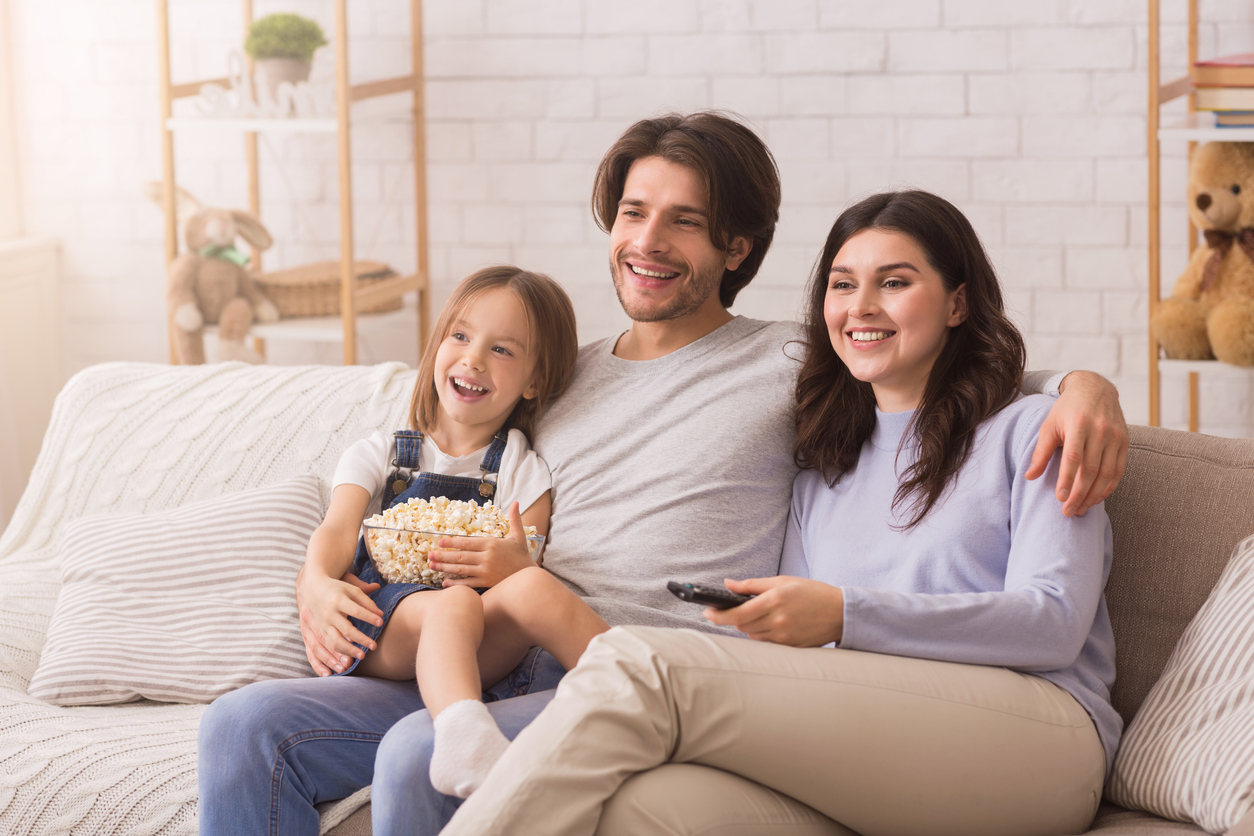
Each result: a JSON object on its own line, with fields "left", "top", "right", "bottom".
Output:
{"left": 410, "top": 265, "right": 579, "bottom": 441}
{"left": 592, "top": 111, "right": 781, "bottom": 308}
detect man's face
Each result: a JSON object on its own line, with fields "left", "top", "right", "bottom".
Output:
{"left": 607, "top": 156, "right": 749, "bottom": 323}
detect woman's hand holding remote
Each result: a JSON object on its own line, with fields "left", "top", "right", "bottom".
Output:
{"left": 702, "top": 576, "right": 845, "bottom": 647}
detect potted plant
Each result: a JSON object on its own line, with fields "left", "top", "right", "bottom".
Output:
{"left": 244, "top": 12, "right": 327, "bottom": 97}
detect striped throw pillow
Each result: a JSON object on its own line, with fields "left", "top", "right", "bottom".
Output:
{"left": 1107, "top": 534, "right": 1254, "bottom": 834}
{"left": 27, "top": 477, "right": 322, "bottom": 705}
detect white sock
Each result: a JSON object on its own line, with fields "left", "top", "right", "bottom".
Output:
{"left": 429, "top": 699, "right": 510, "bottom": 798}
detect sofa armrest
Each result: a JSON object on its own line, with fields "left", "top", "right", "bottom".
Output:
{"left": 1228, "top": 808, "right": 1254, "bottom": 836}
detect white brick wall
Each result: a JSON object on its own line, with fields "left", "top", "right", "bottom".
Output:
{"left": 5, "top": 0, "right": 1252, "bottom": 436}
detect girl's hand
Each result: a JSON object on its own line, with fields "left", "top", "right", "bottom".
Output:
{"left": 428, "top": 502, "right": 535, "bottom": 588}
{"left": 702, "top": 576, "right": 845, "bottom": 647}
{"left": 300, "top": 570, "right": 384, "bottom": 674}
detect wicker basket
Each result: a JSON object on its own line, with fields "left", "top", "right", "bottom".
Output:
{"left": 255, "top": 261, "right": 402, "bottom": 318}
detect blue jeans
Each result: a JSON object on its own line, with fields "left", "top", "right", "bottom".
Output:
{"left": 198, "top": 648, "right": 563, "bottom": 836}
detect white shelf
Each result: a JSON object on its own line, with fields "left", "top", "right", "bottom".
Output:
{"left": 1158, "top": 112, "right": 1254, "bottom": 142}
{"left": 166, "top": 107, "right": 411, "bottom": 134}
{"left": 166, "top": 115, "right": 338, "bottom": 133}
{"left": 1159, "top": 358, "right": 1254, "bottom": 377}
{"left": 206, "top": 297, "right": 416, "bottom": 344}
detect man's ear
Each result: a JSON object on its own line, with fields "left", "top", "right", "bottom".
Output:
{"left": 948, "top": 284, "right": 969, "bottom": 327}
{"left": 725, "top": 236, "right": 753, "bottom": 271}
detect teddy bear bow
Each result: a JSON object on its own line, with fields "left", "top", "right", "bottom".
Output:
{"left": 1202, "top": 228, "right": 1254, "bottom": 292}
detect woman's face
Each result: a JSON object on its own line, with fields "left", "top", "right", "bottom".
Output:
{"left": 824, "top": 228, "right": 967, "bottom": 413}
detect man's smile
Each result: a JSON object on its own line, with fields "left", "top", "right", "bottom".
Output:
{"left": 628, "top": 263, "right": 680, "bottom": 280}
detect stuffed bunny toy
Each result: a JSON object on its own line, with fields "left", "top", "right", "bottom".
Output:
{"left": 145, "top": 182, "right": 280, "bottom": 364}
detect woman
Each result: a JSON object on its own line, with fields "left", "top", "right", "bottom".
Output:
{"left": 438, "top": 190, "right": 1120, "bottom": 836}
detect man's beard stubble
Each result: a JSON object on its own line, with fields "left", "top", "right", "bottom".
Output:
{"left": 609, "top": 257, "right": 725, "bottom": 323}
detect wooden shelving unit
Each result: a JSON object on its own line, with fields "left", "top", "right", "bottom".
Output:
{"left": 154, "top": 0, "right": 430, "bottom": 365}
{"left": 1147, "top": 0, "right": 1254, "bottom": 431}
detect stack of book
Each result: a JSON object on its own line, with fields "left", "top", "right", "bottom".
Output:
{"left": 1194, "top": 54, "right": 1254, "bottom": 127}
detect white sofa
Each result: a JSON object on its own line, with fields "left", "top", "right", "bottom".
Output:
{"left": 8, "top": 361, "right": 1254, "bottom": 836}
{"left": 0, "top": 362, "right": 418, "bottom": 835}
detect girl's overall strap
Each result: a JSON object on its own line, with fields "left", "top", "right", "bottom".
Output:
{"left": 394, "top": 430, "right": 424, "bottom": 468}
{"left": 382, "top": 430, "right": 424, "bottom": 509}
{"left": 475, "top": 431, "right": 509, "bottom": 500}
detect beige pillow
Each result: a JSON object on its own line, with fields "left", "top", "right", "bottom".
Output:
{"left": 1107, "top": 534, "right": 1254, "bottom": 834}
{"left": 27, "top": 477, "right": 321, "bottom": 705}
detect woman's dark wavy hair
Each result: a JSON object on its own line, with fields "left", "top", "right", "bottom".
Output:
{"left": 794, "top": 190, "right": 1026, "bottom": 529}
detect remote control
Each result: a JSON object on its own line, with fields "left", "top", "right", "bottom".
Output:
{"left": 667, "top": 581, "right": 753, "bottom": 609}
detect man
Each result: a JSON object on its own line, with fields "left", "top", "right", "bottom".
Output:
{"left": 198, "top": 112, "right": 1127, "bottom": 835}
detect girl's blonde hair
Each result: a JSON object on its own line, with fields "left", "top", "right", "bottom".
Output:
{"left": 409, "top": 265, "right": 579, "bottom": 440}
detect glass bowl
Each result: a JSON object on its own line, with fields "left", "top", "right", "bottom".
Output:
{"left": 363, "top": 523, "right": 545, "bottom": 585}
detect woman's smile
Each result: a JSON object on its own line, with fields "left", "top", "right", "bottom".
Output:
{"left": 847, "top": 328, "right": 896, "bottom": 344}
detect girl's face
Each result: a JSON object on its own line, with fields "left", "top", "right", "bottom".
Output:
{"left": 433, "top": 287, "right": 540, "bottom": 438}
{"left": 824, "top": 228, "right": 967, "bottom": 413}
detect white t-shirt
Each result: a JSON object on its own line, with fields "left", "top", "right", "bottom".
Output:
{"left": 332, "top": 427, "right": 552, "bottom": 517}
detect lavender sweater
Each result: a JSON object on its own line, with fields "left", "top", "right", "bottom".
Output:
{"left": 780, "top": 395, "right": 1121, "bottom": 772}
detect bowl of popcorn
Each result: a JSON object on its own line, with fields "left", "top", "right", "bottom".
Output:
{"left": 363, "top": 495, "right": 543, "bottom": 585}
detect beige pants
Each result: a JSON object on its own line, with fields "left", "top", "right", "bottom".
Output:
{"left": 442, "top": 626, "right": 1106, "bottom": 836}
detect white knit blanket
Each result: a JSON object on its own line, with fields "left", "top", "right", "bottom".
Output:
{"left": 0, "top": 362, "right": 417, "bottom": 835}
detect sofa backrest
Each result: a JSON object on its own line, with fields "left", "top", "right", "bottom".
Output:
{"left": 1103, "top": 424, "right": 1254, "bottom": 727}
{"left": 0, "top": 362, "right": 418, "bottom": 577}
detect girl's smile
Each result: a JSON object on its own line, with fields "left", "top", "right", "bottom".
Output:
{"left": 449, "top": 375, "right": 490, "bottom": 398}
{"left": 825, "top": 228, "right": 967, "bottom": 413}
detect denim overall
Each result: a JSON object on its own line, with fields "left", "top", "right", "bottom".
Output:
{"left": 336, "top": 429, "right": 507, "bottom": 676}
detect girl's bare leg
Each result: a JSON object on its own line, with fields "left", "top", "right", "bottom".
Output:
{"left": 480, "top": 566, "right": 610, "bottom": 675}
{"left": 416, "top": 569, "right": 607, "bottom": 800}
{"left": 371, "top": 569, "right": 606, "bottom": 800}
{"left": 354, "top": 590, "right": 437, "bottom": 681}
{"left": 355, "top": 586, "right": 489, "bottom": 707}
{"left": 385, "top": 584, "right": 525, "bottom": 800}
{"left": 412, "top": 585, "right": 486, "bottom": 716}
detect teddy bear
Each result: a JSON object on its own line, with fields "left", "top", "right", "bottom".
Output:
{"left": 145, "top": 182, "right": 281, "bottom": 364}
{"left": 1152, "top": 141, "right": 1254, "bottom": 366}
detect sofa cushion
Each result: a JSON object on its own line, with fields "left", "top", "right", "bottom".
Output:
{"left": 1105, "top": 535, "right": 1254, "bottom": 833}
{"left": 27, "top": 476, "right": 321, "bottom": 705}
{"left": 1083, "top": 802, "right": 1209, "bottom": 834}
{"left": 1102, "top": 425, "right": 1254, "bottom": 727}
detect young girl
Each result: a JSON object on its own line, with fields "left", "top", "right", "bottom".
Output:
{"left": 437, "top": 192, "right": 1120, "bottom": 836}
{"left": 301, "top": 265, "right": 609, "bottom": 799}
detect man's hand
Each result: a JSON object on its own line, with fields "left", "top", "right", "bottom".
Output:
{"left": 428, "top": 502, "right": 536, "bottom": 588}
{"left": 300, "top": 603, "right": 351, "bottom": 678}
{"left": 1026, "top": 370, "right": 1129, "bottom": 518}
{"left": 296, "top": 565, "right": 381, "bottom": 676}
{"left": 702, "top": 576, "right": 844, "bottom": 647}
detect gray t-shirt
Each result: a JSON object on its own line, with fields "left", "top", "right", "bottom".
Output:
{"left": 532, "top": 317, "right": 802, "bottom": 632}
